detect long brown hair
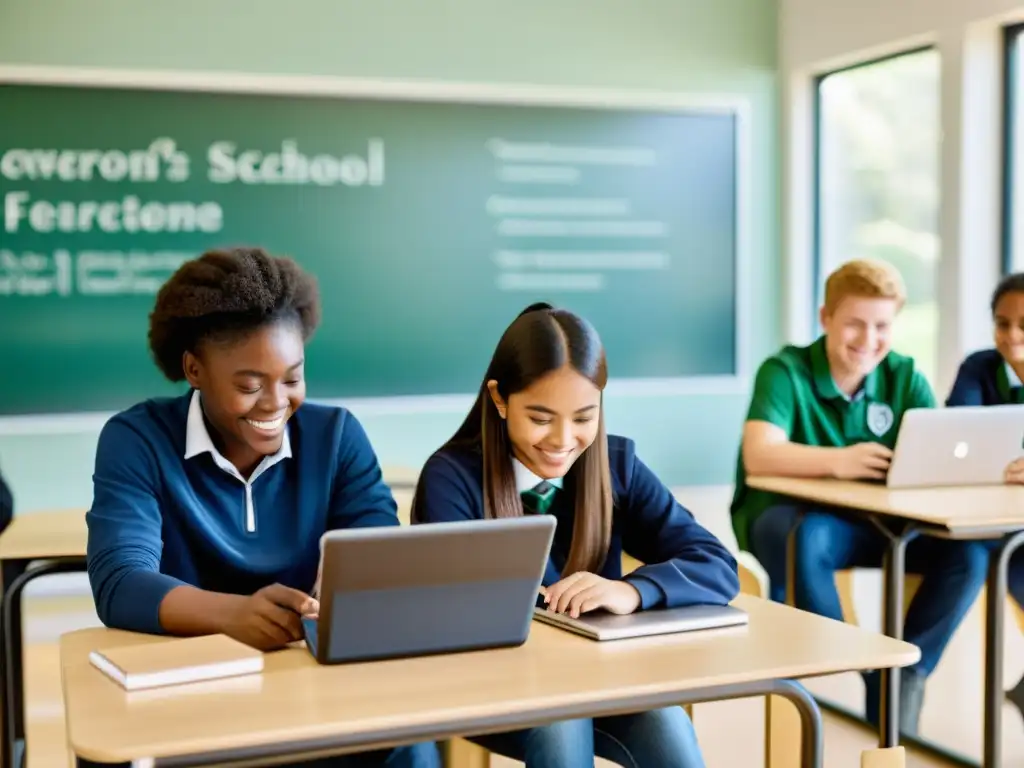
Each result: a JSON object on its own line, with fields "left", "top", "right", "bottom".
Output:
{"left": 412, "top": 302, "right": 613, "bottom": 575}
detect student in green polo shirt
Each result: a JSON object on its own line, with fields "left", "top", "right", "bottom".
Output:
{"left": 947, "top": 272, "right": 1024, "bottom": 609}
{"left": 730, "top": 258, "right": 989, "bottom": 736}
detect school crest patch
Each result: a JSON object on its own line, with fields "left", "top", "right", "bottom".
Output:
{"left": 866, "top": 402, "right": 894, "bottom": 437}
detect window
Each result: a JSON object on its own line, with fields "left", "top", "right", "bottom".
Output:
{"left": 815, "top": 48, "right": 942, "bottom": 386}
{"left": 1004, "top": 25, "right": 1024, "bottom": 273}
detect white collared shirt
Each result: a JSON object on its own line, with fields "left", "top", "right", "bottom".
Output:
{"left": 1007, "top": 361, "right": 1023, "bottom": 388}
{"left": 512, "top": 458, "right": 564, "bottom": 494}
{"left": 183, "top": 389, "right": 292, "bottom": 533}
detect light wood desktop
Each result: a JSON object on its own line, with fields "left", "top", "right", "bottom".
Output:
{"left": 60, "top": 594, "right": 918, "bottom": 767}
{"left": 746, "top": 475, "right": 1024, "bottom": 768}
{"left": 0, "top": 482, "right": 416, "bottom": 768}
{"left": 745, "top": 477, "right": 1024, "bottom": 534}
{"left": 0, "top": 478, "right": 417, "bottom": 768}
{"left": 382, "top": 464, "right": 420, "bottom": 490}
{"left": 0, "top": 509, "right": 86, "bottom": 562}
{"left": 0, "top": 485, "right": 902, "bottom": 767}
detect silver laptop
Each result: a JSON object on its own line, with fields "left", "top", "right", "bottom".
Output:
{"left": 886, "top": 405, "right": 1024, "bottom": 488}
{"left": 304, "top": 515, "right": 556, "bottom": 664}
{"left": 532, "top": 603, "right": 749, "bottom": 641}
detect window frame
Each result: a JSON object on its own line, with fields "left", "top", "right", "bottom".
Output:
{"left": 1002, "top": 22, "right": 1024, "bottom": 276}
{"left": 810, "top": 44, "right": 938, "bottom": 330}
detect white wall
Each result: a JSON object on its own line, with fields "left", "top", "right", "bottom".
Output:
{"left": 780, "top": 0, "right": 1024, "bottom": 398}
{"left": 782, "top": 0, "right": 1023, "bottom": 70}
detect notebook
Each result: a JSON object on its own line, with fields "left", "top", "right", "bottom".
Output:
{"left": 533, "top": 603, "right": 749, "bottom": 641}
{"left": 89, "top": 634, "right": 264, "bottom": 691}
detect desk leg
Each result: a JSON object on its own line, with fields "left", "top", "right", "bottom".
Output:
{"left": 786, "top": 512, "right": 908, "bottom": 750}
{"left": 879, "top": 532, "right": 909, "bottom": 750}
{"left": 0, "top": 559, "right": 27, "bottom": 768}
{"left": 983, "top": 530, "right": 1024, "bottom": 768}
{"left": 763, "top": 680, "right": 824, "bottom": 768}
{"left": 1, "top": 559, "right": 88, "bottom": 768}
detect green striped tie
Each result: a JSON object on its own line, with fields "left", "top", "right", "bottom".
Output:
{"left": 521, "top": 481, "right": 557, "bottom": 515}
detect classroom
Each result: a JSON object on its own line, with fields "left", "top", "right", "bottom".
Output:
{"left": 2, "top": 0, "right": 1024, "bottom": 766}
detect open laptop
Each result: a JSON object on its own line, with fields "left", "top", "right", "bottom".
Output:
{"left": 302, "top": 515, "right": 556, "bottom": 664}
{"left": 532, "top": 603, "right": 749, "bottom": 641}
{"left": 886, "top": 404, "right": 1024, "bottom": 489}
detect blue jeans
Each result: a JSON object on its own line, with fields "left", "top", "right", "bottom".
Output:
{"left": 290, "top": 743, "right": 441, "bottom": 767}
{"left": 983, "top": 539, "right": 1024, "bottom": 609}
{"left": 468, "top": 706, "right": 705, "bottom": 767}
{"left": 750, "top": 504, "right": 988, "bottom": 678}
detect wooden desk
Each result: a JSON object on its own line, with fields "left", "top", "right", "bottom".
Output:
{"left": 0, "top": 480, "right": 416, "bottom": 768}
{"left": 0, "top": 509, "right": 87, "bottom": 562}
{"left": 60, "top": 595, "right": 918, "bottom": 767}
{"left": 382, "top": 465, "right": 420, "bottom": 490}
{"left": 0, "top": 508, "right": 88, "bottom": 768}
{"left": 747, "top": 476, "right": 1024, "bottom": 768}
{"left": 747, "top": 477, "right": 1024, "bottom": 535}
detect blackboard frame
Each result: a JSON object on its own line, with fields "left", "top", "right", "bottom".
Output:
{"left": 0, "top": 64, "right": 752, "bottom": 431}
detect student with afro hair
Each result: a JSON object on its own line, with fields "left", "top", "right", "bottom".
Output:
{"left": 86, "top": 247, "right": 440, "bottom": 768}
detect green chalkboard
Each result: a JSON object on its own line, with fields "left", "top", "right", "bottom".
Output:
{"left": 0, "top": 76, "right": 741, "bottom": 416}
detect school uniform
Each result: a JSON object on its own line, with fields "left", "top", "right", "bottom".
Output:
{"left": 946, "top": 348, "right": 1024, "bottom": 407}
{"left": 86, "top": 389, "right": 440, "bottom": 768}
{"left": 415, "top": 434, "right": 738, "bottom": 768}
{"left": 946, "top": 348, "right": 1024, "bottom": 609}
{"left": 730, "top": 336, "right": 988, "bottom": 734}
{"left": 0, "top": 464, "right": 11, "bottom": 533}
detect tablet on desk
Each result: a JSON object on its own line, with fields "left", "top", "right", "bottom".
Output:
{"left": 533, "top": 603, "right": 749, "bottom": 641}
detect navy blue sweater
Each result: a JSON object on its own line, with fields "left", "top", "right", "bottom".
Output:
{"left": 414, "top": 436, "right": 739, "bottom": 610}
{"left": 86, "top": 391, "right": 399, "bottom": 634}
{"left": 0, "top": 466, "right": 11, "bottom": 531}
{"left": 946, "top": 349, "right": 1024, "bottom": 407}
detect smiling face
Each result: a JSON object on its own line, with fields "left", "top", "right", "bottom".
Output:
{"left": 183, "top": 319, "right": 306, "bottom": 474}
{"left": 994, "top": 290, "right": 1024, "bottom": 367}
{"left": 820, "top": 295, "right": 899, "bottom": 382}
{"left": 488, "top": 364, "right": 602, "bottom": 480}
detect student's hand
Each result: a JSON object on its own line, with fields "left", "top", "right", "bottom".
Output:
{"left": 831, "top": 442, "right": 893, "bottom": 480}
{"left": 222, "top": 584, "right": 319, "bottom": 651}
{"left": 1004, "top": 458, "right": 1024, "bottom": 485}
{"left": 540, "top": 573, "right": 641, "bottom": 618}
